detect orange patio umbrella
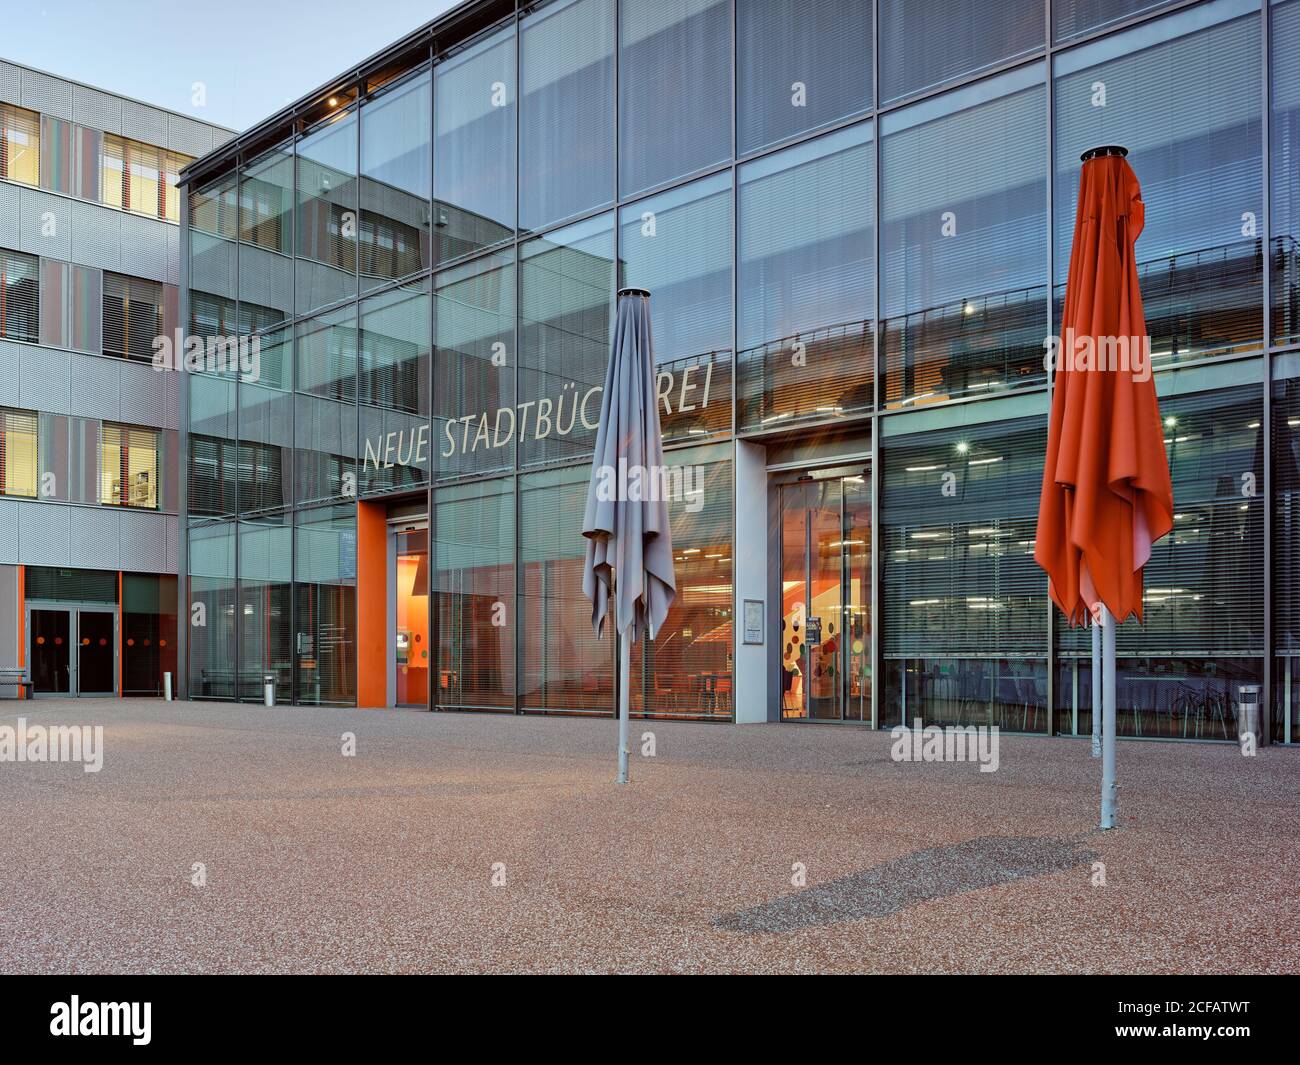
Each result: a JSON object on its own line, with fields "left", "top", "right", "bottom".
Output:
{"left": 1035, "top": 145, "right": 1174, "bottom": 829}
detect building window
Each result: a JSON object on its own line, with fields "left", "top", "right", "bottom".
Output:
{"left": 296, "top": 111, "right": 358, "bottom": 316}
{"left": 1053, "top": 0, "right": 1183, "bottom": 43}
{"left": 102, "top": 273, "right": 164, "bottom": 362}
{"left": 0, "top": 103, "right": 40, "bottom": 186}
{"left": 0, "top": 247, "right": 39, "bottom": 343}
{"left": 1272, "top": 0, "right": 1300, "bottom": 346}
{"left": 1053, "top": 0, "right": 1262, "bottom": 366}
{"left": 0, "top": 408, "right": 39, "bottom": 498}
{"left": 360, "top": 69, "right": 431, "bottom": 288}
{"left": 101, "top": 134, "right": 190, "bottom": 221}
{"left": 737, "top": 122, "right": 875, "bottom": 431}
{"left": 100, "top": 423, "right": 160, "bottom": 509}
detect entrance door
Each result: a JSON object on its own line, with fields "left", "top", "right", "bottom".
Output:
{"left": 779, "top": 470, "right": 871, "bottom": 721}
{"left": 393, "top": 526, "right": 429, "bottom": 706}
{"left": 28, "top": 606, "right": 118, "bottom": 696}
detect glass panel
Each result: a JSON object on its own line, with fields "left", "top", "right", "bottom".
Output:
{"left": 880, "top": 0, "right": 1043, "bottom": 104}
{"left": 738, "top": 123, "right": 874, "bottom": 431}
{"left": 779, "top": 483, "right": 810, "bottom": 720}
{"left": 807, "top": 477, "right": 844, "bottom": 721}
{"left": 239, "top": 518, "right": 293, "bottom": 701}
{"left": 1275, "top": 366, "right": 1300, "bottom": 743}
{"left": 519, "top": 213, "right": 613, "bottom": 468}
{"left": 618, "top": 172, "right": 732, "bottom": 442}
{"left": 0, "top": 248, "right": 40, "bottom": 344}
{"left": 30, "top": 609, "right": 70, "bottom": 694}
{"left": 122, "top": 573, "right": 178, "bottom": 697}
{"left": 76, "top": 612, "right": 114, "bottom": 694}
{"left": 435, "top": 478, "right": 515, "bottom": 709}
{"left": 99, "top": 424, "right": 159, "bottom": 509}
{"left": 360, "top": 281, "right": 431, "bottom": 495}
{"left": 737, "top": 0, "right": 873, "bottom": 156}
{"left": 296, "top": 111, "right": 358, "bottom": 316}
{"left": 619, "top": 0, "right": 730, "bottom": 197}
{"left": 882, "top": 65, "right": 1048, "bottom": 408}
{"left": 1, "top": 103, "right": 40, "bottom": 186}
{"left": 843, "top": 473, "right": 871, "bottom": 722}
{"left": 295, "top": 308, "right": 357, "bottom": 506}
{"left": 1053, "top": 1, "right": 1263, "bottom": 367}
{"left": 189, "top": 521, "right": 237, "bottom": 700}
{"left": 295, "top": 505, "right": 357, "bottom": 707}
{"left": 520, "top": 0, "right": 614, "bottom": 231}
{"left": 633, "top": 453, "right": 733, "bottom": 719}
{"left": 1053, "top": 0, "right": 1183, "bottom": 43}
{"left": 434, "top": 250, "right": 515, "bottom": 481}
{"left": 239, "top": 142, "right": 294, "bottom": 329}
{"left": 396, "top": 528, "right": 430, "bottom": 706}
{"left": 239, "top": 326, "right": 293, "bottom": 515}
{"left": 361, "top": 69, "right": 432, "bottom": 292}
{"left": 519, "top": 464, "right": 610, "bottom": 712}
{"left": 882, "top": 413, "right": 1049, "bottom": 731}
{"left": 1, "top": 408, "right": 39, "bottom": 497}
{"left": 1272, "top": 0, "right": 1300, "bottom": 346}
{"left": 435, "top": 26, "right": 515, "bottom": 262}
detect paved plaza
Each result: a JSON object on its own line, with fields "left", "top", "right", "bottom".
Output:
{"left": 0, "top": 700, "right": 1295, "bottom": 974}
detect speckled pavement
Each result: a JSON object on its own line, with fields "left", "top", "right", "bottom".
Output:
{"left": 0, "top": 699, "right": 1295, "bottom": 974}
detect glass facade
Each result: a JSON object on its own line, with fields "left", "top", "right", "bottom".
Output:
{"left": 183, "top": 0, "right": 1297, "bottom": 742}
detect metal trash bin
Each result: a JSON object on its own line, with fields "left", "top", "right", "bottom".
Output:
{"left": 264, "top": 674, "right": 275, "bottom": 707}
{"left": 1237, "top": 684, "right": 1260, "bottom": 742}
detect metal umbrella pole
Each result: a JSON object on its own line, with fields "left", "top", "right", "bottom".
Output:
{"left": 618, "top": 625, "right": 630, "bottom": 785}
{"left": 1091, "top": 611, "right": 1102, "bottom": 758}
{"left": 1100, "top": 604, "right": 1118, "bottom": 829}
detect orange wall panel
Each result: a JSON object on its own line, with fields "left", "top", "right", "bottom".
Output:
{"left": 356, "top": 500, "right": 387, "bottom": 708}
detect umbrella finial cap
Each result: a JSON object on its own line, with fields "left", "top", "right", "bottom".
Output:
{"left": 1080, "top": 144, "right": 1128, "bottom": 162}
{"left": 617, "top": 287, "right": 651, "bottom": 298}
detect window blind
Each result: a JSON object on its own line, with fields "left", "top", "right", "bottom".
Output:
{"left": 0, "top": 408, "right": 39, "bottom": 498}
{"left": 103, "top": 272, "right": 163, "bottom": 361}
{"left": 100, "top": 423, "right": 160, "bottom": 509}
{"left": 0, "top": 247, "right": 39, "bottom": 343}
{"left": 1, "top": 104, "right": 40, "bottom": 186}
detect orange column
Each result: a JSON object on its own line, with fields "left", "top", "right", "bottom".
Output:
{"left": 356, "top": 500, "right": 387, "bottom": 708}
{"left": 16, "top": 565, "right": 25, "bottom": 700}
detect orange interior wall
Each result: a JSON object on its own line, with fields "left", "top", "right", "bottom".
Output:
{"left": 356, "top": 500, "right": 387, "bottom": 708}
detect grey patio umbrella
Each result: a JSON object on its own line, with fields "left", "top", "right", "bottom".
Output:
{"left": 582, "top": 288, "right": 677, "bottom": 784}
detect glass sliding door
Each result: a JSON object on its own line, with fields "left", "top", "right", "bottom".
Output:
{"left": 395, "top": 527, "right": 430, "bottom": 707}
{"left": 779, "top": 469, "right": 872, "bottom": 722}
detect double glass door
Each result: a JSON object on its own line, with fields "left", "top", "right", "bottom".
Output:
{"left": 28, "top": 606, "right": 117, "bottom": 697}
{"left": 779, "top": 471, "right": 871, "bottom": 721}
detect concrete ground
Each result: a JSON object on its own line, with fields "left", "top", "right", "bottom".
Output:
{"left": 0, "top": 698, "right": 1295, "bottom": 974}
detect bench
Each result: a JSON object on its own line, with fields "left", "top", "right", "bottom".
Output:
{"left": 0, "top": 667, "right": 34, "bottom": 699}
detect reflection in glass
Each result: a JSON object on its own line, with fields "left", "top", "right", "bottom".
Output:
{"left": 520, "top": 465, "right": 611, "bottom": 712}
{"left": 619, "top": 0, "right": 730, "bottom": 197}
{"left": 295, "top": 505, "right": 357, "bottom": 706}
{"left": 880, "top": 0, "right": 1043, "bottom": 104}
{"left": 296, "top": 112, "right": 358, "bottom": 316}
{"left": 1272, "top": 0, "right": 1300, "bottom": 345}
{"left": 360, "top": 282, "right": 431, "bottom": 495}
{"left": 435, "top": 250, "right": 515, "bottom": 481}
{"left": 1274, "top": 369, "right": 1300, "bottom": 742}
{"left": 882, "top": 66, "right": 1047, "bottom": 408}
{"left": 239, "top": 517, "right": 292, "bottom": 702}
{"left": 737, "top": 0, "right": 872, "bottom": 156}
{"left": 189, "top": 522, "right": 237, "bottom": 700}
{"left": 1053, "top": 0, "right": 1182, "bottom": 43}
{"left": 1053, "top": 1, "right": 1262, "bottom": 365}
{"left": 881, "top": 414, "right": 1048, "bottom": 731}
{"left": 361, "top": 70, "right": 432, "bottom": 292}
{"left": 435, "top": 26, "right": 515, "bottom": 262}
{"left": 738, "top": 123, "right": 874, "bottom": 431}
{"left": 296, "top": 308, "right": 357, "bottom": 506}
{"left": 396, "top": 528, "right": 430, "bottom": 706}
{"left": 435, "top": 479, "right": 514, "bottom": 709}
{"left": 520, "top": 0, "right": 614, "bottom": 231}
{"left": 239, "top": 142, "right": 294, "bottom": 328}
{"left": 238, "top": 327, "right": 292, "bottom": 515}
{"left": 519, "top": 213, "right": 613, "bottom": 468}
{"left": 619, "top": 172, "right": 732, "bottom": 441}
{"left": 632, "top": 453, "right": 733, "bottom": 718}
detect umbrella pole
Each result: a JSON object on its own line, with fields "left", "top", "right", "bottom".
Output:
{"left": 617, "top": 630, "right": 630, "bottom": 785}
{"left": 1101, "top": 605, "right": 1118, "bottom": 829}
{"left": 1091, "top": 613, "right": 1102, "bottom": 758}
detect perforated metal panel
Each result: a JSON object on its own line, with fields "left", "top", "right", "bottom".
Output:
{"left": 20, "top": 69, "right": 73, "bottom": 121}
{"left": 19, "top": 187, "right": 72, "bottom": 260}
{"left": 0, "top": 182, "right": 19, "bottom": 247}
{"left": 117, "top": 213, "right": 169, "bottom": 281}
{"left": 0, "top": 503, "right": 18, "bottom": 566}
{"left": 119, "top": 361, "right": 171, "bottom": 428}
{"left": 165, "top": 227, "right": 181, "bottom": 286}
{"left": 119, "top": 510, "right": 169, "bottom": 572}
{"left": 70, "top": 200, "right": 122, "bottom": 271}
{"left": 72, "top": 84, "right": 122, "bottom": 134}
{"left": 70, "top": 354, "right": 120, "bottom": 421}
{"left": 0, "top": 341, "right": 20, "bottom": 400}
{"left": 17, "top": 501, "right": 72, "bottom": 566}
{"left": 0, "top": 62, "right": 21, "bottom": 106}
{"left": 18, "top": 346, "right": 70, "bottom": 414}
{"left": 0, "top": 565, "right": 18, "bottom": 663}
{"left": 70, "top": 506, "right": 121, "bottom": 570}
{"left": 165, "top": 515, "right": 179, "bottom": 572}
{"left": 167, "top": 113, "right": 210, "bottom": 157}
{"left": 120, "top": 100, "right": 170, "bottom": 147}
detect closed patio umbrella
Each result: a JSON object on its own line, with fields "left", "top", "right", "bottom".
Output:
{"left": 583, "top": 288, "right": 677, "bottom": 784}
{"left": 1036, "top": 146, "right": 1174, "bottom": 829}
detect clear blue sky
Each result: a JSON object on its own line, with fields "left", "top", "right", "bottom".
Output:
{"left": 3, "top": 0, "right": 462, "bottom": 132}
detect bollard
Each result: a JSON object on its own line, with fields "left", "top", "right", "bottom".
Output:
{"left": 264, "top": 674, "right": 275, "bottom": 707}
{"left": 163, "top": 671, "right": 173, "bottom": 702}
{"left": 1237, "top": 684, "right": 1260, "bottom": 744}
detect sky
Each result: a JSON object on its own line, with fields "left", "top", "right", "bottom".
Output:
{"left": 1, "top": 0, "right": 462, "bottom": 133}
